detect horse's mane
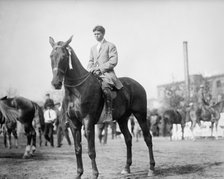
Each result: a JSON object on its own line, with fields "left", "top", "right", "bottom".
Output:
{"left": 0, "top": 100, "right": 19, "bottom": 124}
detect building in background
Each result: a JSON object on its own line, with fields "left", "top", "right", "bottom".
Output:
{"left": 157, "top": 73, "right": 224, "bottom": 106}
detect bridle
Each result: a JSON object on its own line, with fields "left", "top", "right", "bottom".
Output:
{"left": 52, "top": 45, "right": 91, "bottom": 88}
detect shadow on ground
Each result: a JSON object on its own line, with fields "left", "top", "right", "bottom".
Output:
{"left": 116, "top": 162, "right": 223, "bottom": 179}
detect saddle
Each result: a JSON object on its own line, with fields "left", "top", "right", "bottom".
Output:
{"left": 93, "top": 73, "right": 125, "bottom": 100}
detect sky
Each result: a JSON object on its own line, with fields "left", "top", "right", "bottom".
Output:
{"left": 0, "top": 0, "right": 224, "bottom": 101}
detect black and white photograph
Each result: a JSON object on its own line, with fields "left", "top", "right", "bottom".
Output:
{"left": 0, "top": 0, "right": 224, "bottom": 178}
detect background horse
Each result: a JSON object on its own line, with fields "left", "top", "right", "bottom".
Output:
{"left": 210, "top": 100, "right": 224, "bottom": 136}
{"left": 189, "top": 101, "right": 224, "bottom": 138}
{"left": 0, "top": 110, "right": 18, "bottom": 148}
{"left": 0, "top": 96, "right": 45, "bottom": 158}
{"left": 162, "top": 108, "right": 186, "bottom": 140}
{"left": 49, "top": 36, "right": 155, "bottom": 179}
{"left": 147, "top": 113, "right": 161, "bottom": 137}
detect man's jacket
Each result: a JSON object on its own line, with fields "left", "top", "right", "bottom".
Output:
{"left": 87, "top": 40, "right": 123, "bottom": 90}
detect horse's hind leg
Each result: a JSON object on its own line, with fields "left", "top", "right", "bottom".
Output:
{"left": 7, "top": 130, "right": 12, "bottom": 149}
{"left": 215, "top": 120, "right": 219, "bottom": 139}
{"left": 38, "top": 127, "right": 42, "bottom": 147}
{"left": 117, "top": 117, "right": 132, "bottom": 174}
{"left": 30, "top": 129, "right": 37, "bottom": 155}
{"left": 133, "top": 112, "right": 155, "bottom": 176}
{"left": 211, "top": 121, "right": 214, "bottom": 137}
{"left": 3, "top": 127, "right": 7, "bottom": 148}
{"left": 103, "top": 123, "right": 108, "bottom": 144}
{"left": 23, "top": 124, "right": 36, "bottom": 158}
{"left": 181, "top": 125, "right": 185, "bottom": 140}
{"left": 12, "top": 129, "right": 18, "bottom": 148}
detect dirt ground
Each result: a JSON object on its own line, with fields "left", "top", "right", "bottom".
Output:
{"left": 0, "top": 133, "right": 224, "bottom": 179}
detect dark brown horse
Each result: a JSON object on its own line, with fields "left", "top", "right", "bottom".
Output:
{"left": 0, "top": 96, "right": 45, "bottom": 158}
{"left": 162, "top": 108, "right": 186, "bottom": 140}
{"left": 49, "top": 36, "right": 155, "bottom": 179}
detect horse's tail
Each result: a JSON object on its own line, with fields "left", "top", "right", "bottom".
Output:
{"left": 32, "top": 102, "right": 45, "bottom": 132}
{"left": 0, "top": 100, "right": 19, "bottom": 124}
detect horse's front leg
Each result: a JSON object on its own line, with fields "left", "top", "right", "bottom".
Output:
{"left": 69, "top": 120, "right": 84, "bottom": 179}
{"left": 83, "top": 118, "right": 99, "bottom": 179}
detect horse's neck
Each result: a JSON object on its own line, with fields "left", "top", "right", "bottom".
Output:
{"left": 216, "top": 101, "right": 224, "bottom": 113}
{"left": 69, "top": 50, "right": 88, "bottom": 77}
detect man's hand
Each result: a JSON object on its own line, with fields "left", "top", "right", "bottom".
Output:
{"left": 90, "top": 67, "right": 101, "bottom": 76}
{"left": 93, "top": 69, "right": 101, "bottom": 76}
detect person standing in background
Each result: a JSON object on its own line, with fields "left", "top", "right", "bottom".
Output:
{"left": 44, "top": 93, "right": 54, "bottom": 110}
{"left": 44, "top": 106, "right": 57, "bottom": 147}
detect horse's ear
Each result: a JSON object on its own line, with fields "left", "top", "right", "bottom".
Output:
{"left": 0, "top": 96, "right": 7, "bottom": 100}
{"left": 62, "top": 35, "right": 73, "bottom": 47}
{"left": 49, "top": 37, "right": 55, "bottom": 47}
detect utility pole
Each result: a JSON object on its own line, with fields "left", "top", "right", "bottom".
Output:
{"left": 183, "top": 41, "right": 190, "bottom": 104}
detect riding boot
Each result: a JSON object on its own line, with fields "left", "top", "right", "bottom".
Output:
{"left": 103, "top": 88, "right": 113, "bottom": 123}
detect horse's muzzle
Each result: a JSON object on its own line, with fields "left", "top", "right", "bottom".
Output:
{"left": 51, "top": 81, "right": 62, "bottom": 90}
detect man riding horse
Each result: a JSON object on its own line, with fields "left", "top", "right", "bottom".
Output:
{"left": 197, "top": 84, "right": 215, "bottom": 119}
{"left": 87, "top": 25, "right": 123, "bottom": 123}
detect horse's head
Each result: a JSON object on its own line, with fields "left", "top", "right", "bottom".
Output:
{"left": 49, "top": 36, "right": 73, "bottom": 89}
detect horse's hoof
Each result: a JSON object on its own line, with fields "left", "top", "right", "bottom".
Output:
{"left": 121, "top": 168, "right": 130, "bottom": 174}
{"left": 148, "top": 169, "right": 155, "bottom": 177}
{"left": 23, "top": 154, "right": 31, "bottom": 159}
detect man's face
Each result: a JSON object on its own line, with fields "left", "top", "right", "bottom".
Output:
{"left": 94, "top": 30, "right": 104, "bottom": 42}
